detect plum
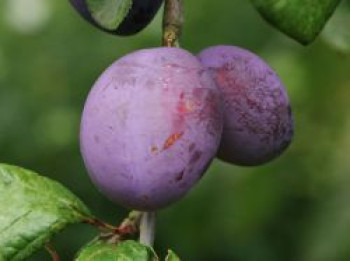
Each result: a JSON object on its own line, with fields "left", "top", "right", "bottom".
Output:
{"left": 80, "top": 47, "right": 223, "bottom": 211}
{"left": 69, "top": 0, "right": 163, "bottom": 36}
{"left": 198, "top": 45, "right": 294, "bottom": 166}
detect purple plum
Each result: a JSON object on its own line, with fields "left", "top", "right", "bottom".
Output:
{"left": 69, "top": 0, "right": 163, "bottom": 36}
{"left": 80, "top": 47, "right": 223, "bottom": 210}
{"left": 198, "top": 45, "right": 294, "bottom": 166}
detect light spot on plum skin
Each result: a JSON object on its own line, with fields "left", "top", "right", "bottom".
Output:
{"left": 163, "top": 132, "right": 184, "bottom": 150}
{"left": 177, "top": 99, "right": 196, "bottom": 114}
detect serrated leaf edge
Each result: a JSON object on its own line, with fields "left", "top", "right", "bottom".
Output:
{"left": 0, "top": 163, "right": 93, "bottom": 260}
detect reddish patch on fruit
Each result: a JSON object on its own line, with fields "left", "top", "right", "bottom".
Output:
{"left": 216, "top": 66, "right": 230, "bottom": 88}
{"left": 177, "top": 98, "right": 195, "bottom": 114}
{"left": 194, "top": 90, "right": 222, "bottom": 137}
{"left": 163, "top": 132, "right": 184, "bottom": 150}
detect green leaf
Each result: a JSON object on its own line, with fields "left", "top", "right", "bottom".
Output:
{"left": 165, "top": 250, "right": 181, "bottom": 261}
{"left": 251, "top": 0, "right": 342, "bottom": 44}
{"left": 75, "top": 240, "right": 158, "bottom": 261}
{"left": 86, "top": 0, "right": 132, "bottom": 30}
{"left": 322, "top": 1, "right": 350, "bottom": 53}
{"left": 0, "top": 163, "right": 92, "bottom": 261}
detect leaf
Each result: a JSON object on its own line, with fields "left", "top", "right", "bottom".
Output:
{"left": 86, "top": 0, "right": 132, "bottom": 30}
{"left": 0, "top": 163, "right": 92, "bottom": 261}
{"left": 165, "top": 250, "right": 181, "bottom": 261}
{"left": 75, "top": 239, "right": 158, "bottom": 261}
{"left": 251, "top": 0, "right": 342, "bottom": 44}
{"left": 322, "top": 1, "right": 350, "bottom": 53}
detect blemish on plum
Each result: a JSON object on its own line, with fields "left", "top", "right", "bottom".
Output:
{"left": 189, "top": 143, "right": 196, "bottom": 152}
{"left": 151, "top": 145, "right": 158, "bottom": 154}
{"left": 94, "top": 135, "right": 100, "bottom": 143}
{"left": 190, "top": 150, "right": 202, "bottom": 164}
{"left": 163, "top": 132, "right": 184, "bottom": 150}
{"left": 180, "top": 92, "right": 185, "bottom": 99}
{"left": 175, "top": 170, "right": 185, "bottom": 182}
{"left": 177, "top": 99, "right": 195, "bottom": 114}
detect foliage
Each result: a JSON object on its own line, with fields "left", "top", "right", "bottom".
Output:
{"left": 0, "top": 164, "right": 91, "bottom": 260}
{"left": 251, "top": 0, "right": 341, "bottom": 44}
{"left": 75, "top": 240, "right": 158, "bottom": 261}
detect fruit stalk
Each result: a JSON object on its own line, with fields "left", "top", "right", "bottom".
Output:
{"left": 139, "top": 212, "right": 156, "bottom": 246}
{"left": 162, "top": 0, "right": 184, "bottom": 47}
{"left": 45, "top": 242, "right": 60, "bottom": 261}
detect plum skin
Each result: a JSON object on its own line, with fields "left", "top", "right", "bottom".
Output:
{"left": 69, "top": 0, "right": 164, "bottom": 36}
{"left": 198, "top": 45, "right": 294, "bottom": 166}
{"left": 80, "top": 47, "right": 223, "bottom": 211}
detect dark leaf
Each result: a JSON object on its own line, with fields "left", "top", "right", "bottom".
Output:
{"left": 251, "top": 0, "right": 342, "bottom": 44}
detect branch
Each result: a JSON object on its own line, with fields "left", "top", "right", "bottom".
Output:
{"left": 83, "top": 211, "right": 142, "bottom": 237}
{"left": 162, "top": 0, "right": 184, "bottom": 47}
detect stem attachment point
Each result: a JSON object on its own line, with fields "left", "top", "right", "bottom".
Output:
{"left": 139, "top": 212, "right": 156, "bottom": 247}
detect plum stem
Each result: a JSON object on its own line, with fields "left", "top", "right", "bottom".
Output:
{"left": 139, "top": 212, "right": 156, "bottom": 247}
{"left": 83, "top": 211, "right": 142, "bottom": 237}
{"left": 117, "top": 210, "right": 142, "bottom": 234}
{"left": 162, "top": 0, "right": 184, "bottom": 47}
{"left": 83, "top": 217, "right": 118, "bottom": 231}
{"left": 45, "top": 242, "right": 60, "bottom": 261}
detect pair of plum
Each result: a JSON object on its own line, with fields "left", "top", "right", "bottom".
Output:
{"left": 80, "top": 46, "right": 294, "bottom": 211}
{"left": 72, "top": 0, "right": 294, "bottom": 211}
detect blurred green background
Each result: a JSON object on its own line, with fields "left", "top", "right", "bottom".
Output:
{"left": 0, "top": 0, "right": 350, "bottom": 260}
